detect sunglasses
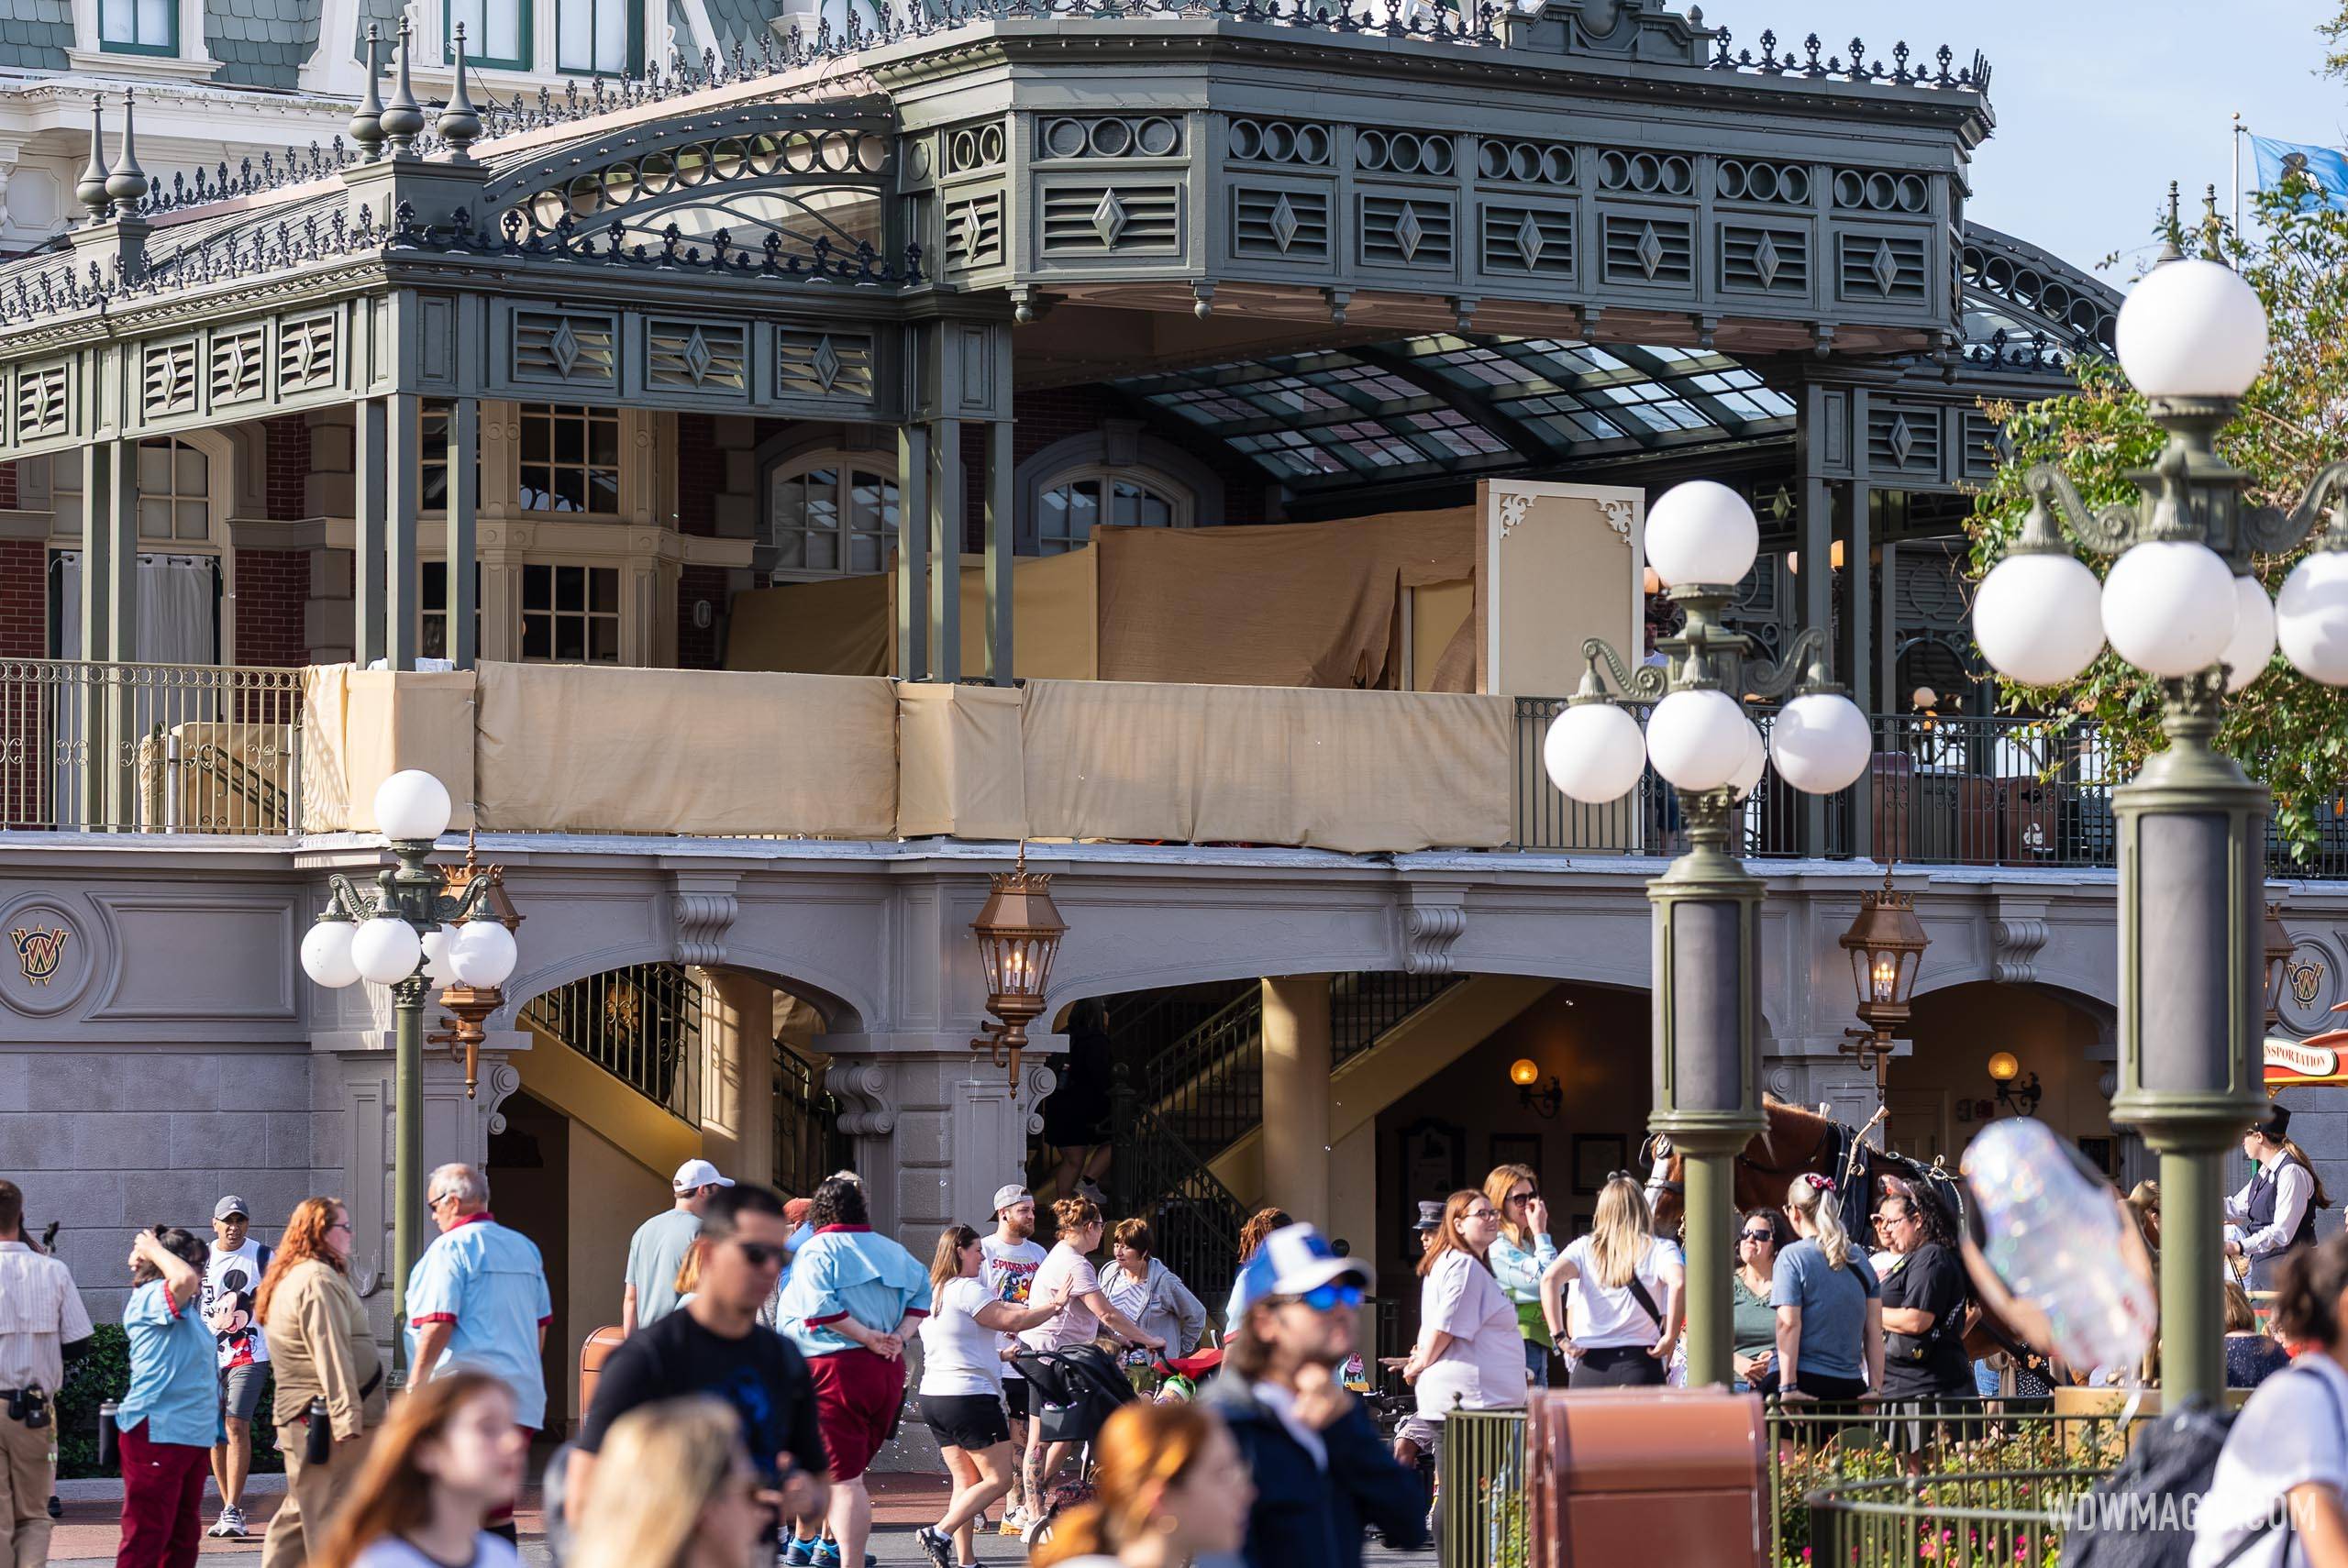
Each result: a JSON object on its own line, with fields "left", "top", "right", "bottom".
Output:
{"left": 1506, "top": 1189, "right": 1537, "bottom": 1204}
{"left": 1296, "top": 1282, "right": 1365, "bottom": 1312}
{"left": 1739, "top": 1231, "right": 1774, "bottom": 1243}
{"left": 735, "top": 1241, "right": 787, "bottom": 1268}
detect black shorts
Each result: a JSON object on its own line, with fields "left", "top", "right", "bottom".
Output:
{"left": 1002, "top": 1378, "right": 1030, "bottom": 1419}
{"left": 920, "top": 1393, "right": 1012, "bottom": 1452}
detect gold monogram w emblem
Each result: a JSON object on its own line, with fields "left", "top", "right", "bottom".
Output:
{"left": 2289, "top": 956, "right": 2328, "bottom": 1008}
{"left": 11, "top": 926, "right": 69, "bottom": 984}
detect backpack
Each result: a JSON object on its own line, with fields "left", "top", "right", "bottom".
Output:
{"left": 2064, "top": 1367, "right": 2342, "bottom": 1568}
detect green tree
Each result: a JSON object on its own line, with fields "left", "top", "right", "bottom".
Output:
{"left": 1966, "top": 179, "right": 2348, "bottom": 858}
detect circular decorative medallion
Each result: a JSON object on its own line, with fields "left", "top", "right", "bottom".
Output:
{"left": 0, "top": 894, "right": 94, "bottom": 1017}
{"left": 2277, "top": 939, "right": 2340, "bottom": 1037}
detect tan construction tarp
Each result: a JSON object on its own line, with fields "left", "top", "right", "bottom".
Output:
{"left": 299, "top": 666, "right": 478, "bottom": 832}
{"left": 1091, "top": 510, "right": 1479, "bottom": 690}
{"left": 727, "top": 549, "right": 1101, "bottom": 682}
{"left": 1019, "top": 679, "right": 1511, "bottom": 853}
{"left": 894, "top": 682, "right": 1026, "bottom": 840}
{"left": 471, "top": 662, "right": 897, "bottom": 837}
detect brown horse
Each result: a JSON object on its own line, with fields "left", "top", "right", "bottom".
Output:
{"left": 1642, "top": 1098, "right": 2034, "bottom": 1366}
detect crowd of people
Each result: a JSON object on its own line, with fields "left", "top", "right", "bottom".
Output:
{"left": 1, "top": 1095, "right": 2330, "bottom": 1568}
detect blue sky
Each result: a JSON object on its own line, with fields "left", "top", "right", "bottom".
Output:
{"left": 1712, "top": 1, "right": 2347, "bottom": 279}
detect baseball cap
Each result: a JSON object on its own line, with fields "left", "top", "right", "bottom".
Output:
{"left": 214, "top": 1196, "right": 250, "bottom": 1221}
{"left": 1232, "top": 1223, "right": 1372, "bottom": 1316}
{"left": 992, "top": 1185, "right": 1034, "bottom": 1217}
{"left": 1412, "top": 1200, "right": 1444, "bottom": 1232}
{"left": 672, "top": 1159, "right": 735, "bottom": 1193}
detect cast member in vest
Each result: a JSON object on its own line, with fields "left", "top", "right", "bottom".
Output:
{"left": 2227, "top": 1103, "right": 2331, "bottom": 1290}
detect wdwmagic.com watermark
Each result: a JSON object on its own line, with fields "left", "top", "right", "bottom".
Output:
{"left": 2061, "top": 1489, "right": 2322, "bottom": 1536}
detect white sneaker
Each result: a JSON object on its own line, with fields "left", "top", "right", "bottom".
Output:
{"left": 209, "top": 1506, "right": 248, "bottom": 1539}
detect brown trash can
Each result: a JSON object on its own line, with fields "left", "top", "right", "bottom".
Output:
{"left": 1525, "top": 1386, "right": 1767, "bottom": 1568}
{"left": 578, "top": 1325, "right": 626, "bottom": 1420}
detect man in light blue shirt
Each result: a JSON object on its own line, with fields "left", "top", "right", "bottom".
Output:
{"left": 406, "top": 1163, "right": 553, "bottom": 1449}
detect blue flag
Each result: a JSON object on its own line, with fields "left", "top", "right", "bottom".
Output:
{"left": 2251, "top": 135, "right": 2348, "bottom": 212}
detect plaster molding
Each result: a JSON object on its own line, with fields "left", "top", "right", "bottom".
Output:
{"left": 670, "top": 873, "right": 741, "bottom": 966}
{"left": 1989, "top": 897, "right": 2052, "bottom": 985}
{"left": 1399, "top": 887, "right": 1468, "bottom": 977}
{"left": 827, "top": 1058, "right": 897, "bottom": 1135}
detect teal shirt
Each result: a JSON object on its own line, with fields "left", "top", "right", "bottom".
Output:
{"left": 404, "top": 1216, "right": 554, "bottom": 1430}
{"left": 1732, "top": 1272, "right": 1778, "bottom": 1358}
{"left": 118, "top": 1279, "right": 221, "bottom": 1449}
{"left": 625, "top": 1208, "right": 703, "bottom": 1330}
{"left": 775, "top": 1226, "right": 934, "bottom": 1358}
{"left": 1488, "top": 1231, "right": 1560, "bottom": 1349}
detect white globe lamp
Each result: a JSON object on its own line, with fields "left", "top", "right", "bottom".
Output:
{"left": 2276, "top": 549, "right": 2348, "bottom": 685}
{"left": 448, "top": 919, "right": 519, "bottom": 988}
{"left": 1771, "top": 692, "right": 1874, "bottom": 794}
{"left": 1645, "top": 688, "right": 1751, "bottom": 792}
{"left": 300, "top": 921, "right": 361, "bottom": 988}
{"left": 349, "top": 916, "right": 424, "bottom": 986}
{"left": 373, "top": 769, "right": 453, "bottom": 843}
{"left": 1728, "top": 719, "right": 1767, "bottom": 799}
{"left": 1973, "top": 552, "right": 2105, "bottom": 686}
{"left": 2114, "top": 258, "right": 2270, "bottom": 401}
{"left": 2100, "top": 540, "right": 2239, "bottom": 678}
{"left": 2220, "top": 576, "right": 2276, "bottom": 693}
{"left": 1543, "top": 701, "right": 1647, "bottom": 803}
{"left": 419, "top": 923, "right": 460, "bottom": 988}
{"left": 1645, "top": 480, "right": 1758, "bottom": 591}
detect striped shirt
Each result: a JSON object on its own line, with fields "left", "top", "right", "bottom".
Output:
{"left": 0, "top": 1241, "right": 94, "bottom": 1395}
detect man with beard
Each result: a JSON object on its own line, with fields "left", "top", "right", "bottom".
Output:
{"left": 1202, "top": 1224, "right": 1427, "bottom": 1568}
{"left": 980, "top": 1185, "right": 1046, "bottom": 1537}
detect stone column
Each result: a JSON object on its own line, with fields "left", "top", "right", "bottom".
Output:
{"left": 1261, "top": 976, "right": 1333, "bottom": 1227}
{"left": 697, "top": 969, "right": 775, "bottom": 1186}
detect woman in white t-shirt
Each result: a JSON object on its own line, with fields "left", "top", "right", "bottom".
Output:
{"left": 1016, "top": 1198, "right": 1166, "bottom": 1519}
{"left": 915, "top": 1226, "right": 1072, "bottom": 1568}
{"left": 2193, "top": 1233, "right": 2348, "bottom": 1568}
{"left": 313, "top": 1370, "right": 526, "bottom": 1568}
{"left": 1538, "top": 1174, "right": 1682, "bottom": 1389}
{"left": 1403, "top": 1189, "right": 1527, "bottom": 1436}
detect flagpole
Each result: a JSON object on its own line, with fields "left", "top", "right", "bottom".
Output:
{"left": 2233, "top": 112, "right": 2244, "bottom": 235}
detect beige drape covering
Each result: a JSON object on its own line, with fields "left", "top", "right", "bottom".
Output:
{"left": 472, "top": 662, "right": 897, "bottom": 837}
{"left": 726, "top": 550, "right": 1102, "bottom": 682}
{"left": 1019, "top": 679, "right": 1510, "bottom": 853}
{"left": 299, "top": 666, "right": 478, "bottom": 832}
{"left": 1091, "top": 510, "right": 1479, "bottom": 691}
{"left": 894, "top": 683, "right": 1026, "bottom": 840}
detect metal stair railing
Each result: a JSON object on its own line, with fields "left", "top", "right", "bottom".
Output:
{"left": 1109, "top": 1066, "right": 1251, "bottom": 1315}
{"left": 522, "top": 962, "right": 704, "bottom": 1123}
{"left": 772, "top": 1036, "right": 847, "bottom": 1198}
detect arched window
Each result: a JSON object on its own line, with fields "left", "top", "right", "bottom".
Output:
{"left": 764, "top": 455, "right": 899, "bottom": 578}
{"left": 1032, "top": 464, "right": 1189, "bottom": 555}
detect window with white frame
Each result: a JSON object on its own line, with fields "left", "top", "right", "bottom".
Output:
{"left": 136, "top": 439, "right": 210, "bottom": 542}
{"left": 1033, "top": 464, "right": 1187, "bottom": 554}
{"left": 554, "top": 0, "right": 636, "bottom": 74}
{"left": 766, "top": 457, "right": 899, "bottom": 578}
{"left": 518, "top": 403, "right": 621, "bottom": 513}
{"left": 518, "top": 562, "right": 621, "bottom": 662}
{"left": 99, "top": 0, "right": 175, "bottom": 53}
{"left": 446, "top": 0, "right": 529, "bottom": 68}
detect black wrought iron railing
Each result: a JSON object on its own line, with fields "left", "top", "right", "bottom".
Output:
{"left": 1514, "top": 700, "right": 2348, "bottom": 875}
{"left": 1333, "top": 972, "right": 1460, "bottom": 1068}
{"left": 773, "top": 1037, "right": 848, "bottom": 1198}
{"left": 1108, "top": 1077, "right": 1253, "bottom": 1312}
{"left": 524, "top": 963, "right": 704, "bottom": 1122}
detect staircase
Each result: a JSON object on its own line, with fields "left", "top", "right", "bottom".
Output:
{"left": 1107, "top": 972, "right": 1462, "bottom": 1317}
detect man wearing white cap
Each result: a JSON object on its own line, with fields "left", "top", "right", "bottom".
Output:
{"left": 623, "top": 1158, "right": 736, "bottom": 1336}
{"left": 979, "top": 1184, "right": 1046, "bottom": 1536}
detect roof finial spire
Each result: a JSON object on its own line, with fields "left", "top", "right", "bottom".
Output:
{"left": 104, "top": 88, "right": 149, "bottom": 218}
{"left": 437, "top": 22, "right": 482, "bottom": 157}
{"left": 350, "top": 25, "right": 385, "bottom": 160}
{"left": 77, "top": 94, "right": 109, "bottom": 223}
{"left": 379, "top": 16, "right": 426, "bottom": 156}
{"left": 2154, "top": 180, "right": 2185, "bottom": 265}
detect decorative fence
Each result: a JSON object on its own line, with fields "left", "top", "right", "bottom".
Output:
{"left": 1436, "top": 1407, "right": 1529, "bottom": 1568}
{"left": 522, "top": 962, "right": 705, "bottom": 1121}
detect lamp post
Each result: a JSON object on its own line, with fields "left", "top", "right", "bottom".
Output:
{"left": 298, "top": 770, "right": 520, "bottom": 1371}
{"left": 1544, "top": 480, "right": 1874, "bottom": 1389}
{"left": 1968, "top": 218, "right": 2348, "bottom": 1404}
{"left": 969, "top": 843, "right": 1068, "bottom": 1088}
{"left": 1836, "top": 867, "right": 1931, "bottom": 1100}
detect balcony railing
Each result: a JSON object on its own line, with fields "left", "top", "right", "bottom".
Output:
{"left": 0, "top": 658, "right": 304, "bottom": 835}
{"left": 523, "top": 962, "right": 704, "bottom": 1122}
{"left": 1513, "top": 698, "right": 2348, "bottom": 876}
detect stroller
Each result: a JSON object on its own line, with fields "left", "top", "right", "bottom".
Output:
{"left": 1012, "top": 1343, "right": 1138, "bottom": 1543}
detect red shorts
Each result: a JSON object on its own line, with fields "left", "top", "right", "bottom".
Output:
{"left": 807, "top": 1348, "right": 906, "bottom": 1482}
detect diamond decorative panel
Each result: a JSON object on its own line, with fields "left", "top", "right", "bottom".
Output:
{"left": 514, "top": 311, "right": 616, "bottom": 383}
{"left": 209, "top": 327, "right": 266, "bottom": 406}
{"left": 277, "top": 314, "right": 336, "bottom": 392}
{"left": 142, "top": 341, "right": 198, "bottom": 418}
{"left": 1839, "top": 234, "right": 1926, "bottom": 301}
{"left": 777, "top": 331, "right": 874, "bottom": 400}
{"left": 1361, "top": 195, "right": 1453, "bottom": 269}
{"left": 1722, "top": 226, "right": 1807, "bottom": 293}
{"left": 1867, "top": 404, "right": 1941, "bottom": 473}
{"left": 648, "top": 321, "right": 747, "bottom": 392}
{"left": 1602, "top": 214, "right": 1691, "bottom": 287}
{"left": 945, "top": 193, "right": 1003, "bottom": 269}
{"left": 1479, "top": 204, "right": 1573, "bottom": 278}
{"left": 1234, "top": 187, "right": 1329, "bottom": 259}
{"left": 14, "top": 364, "right": 67, "bottom": 439}
{"left": 1041, "top": 185, "right": 1179, "bottom": 253}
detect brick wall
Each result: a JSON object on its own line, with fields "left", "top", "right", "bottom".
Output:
{"left": 233, "top": 549, "right": 311, "bottom": 667}
{"left": 0, "top": 460, "right": 17, "bottom": 509}
{"left": 0, "top": 538, "right": 44, "bottom": 658}
{"left": 677, "top": 564, "right": 730, "bottom": 669}
{"left": 264, "top": 416, "right": 310, "bottom": 522}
